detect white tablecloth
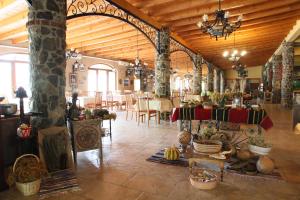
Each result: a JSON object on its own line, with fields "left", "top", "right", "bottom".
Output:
{"left": 184, "top": 94, "right": 201, "bottom": 101}
{"left": 137, "top": 98, "right": 173, "bottom": 113}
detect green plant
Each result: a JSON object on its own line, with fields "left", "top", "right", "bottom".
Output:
{"left": 84, "top": 109, "right": 92, "bottom": 116}
{"left": 247, "top": 128, "right": 271, "bottom": 148}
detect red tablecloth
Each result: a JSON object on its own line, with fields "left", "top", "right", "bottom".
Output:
{"left": 171, "top": 106, "right": 273, "bottom": 130}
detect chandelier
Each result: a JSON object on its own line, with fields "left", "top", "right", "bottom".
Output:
{"left": 66, "top": 48, "right": 82, "bottom": 59}
{"left": 197, "top": 0, "right": 243, "bottom": 40}
{"left": 223, "top": 33, "right": 247, "bottom": 62}
{"left": 232, "top": 61, "right": 248, "bottom": 78}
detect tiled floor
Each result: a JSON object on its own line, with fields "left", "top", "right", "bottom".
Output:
{"left": 1, "top": 104, "right": 300, "bottom": 200}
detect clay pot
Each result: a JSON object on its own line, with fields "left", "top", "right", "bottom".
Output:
{"left": 237, "top": 149, "right": 251, "bottom": 161}
{"left": 178, "top": 131, "right": 192, "bottom": 146}
{"left": 256, "top": 156, "right": 275, "bottom": 174}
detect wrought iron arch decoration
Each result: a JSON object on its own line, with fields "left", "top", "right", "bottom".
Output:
{"left": 67, "top": 0, "right": 158, "bottom": 51}
{"left": 170, "top": 38, "right": 196, "bottom": 65}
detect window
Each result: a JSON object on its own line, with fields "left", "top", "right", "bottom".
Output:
{"left": 0, "top": 62, "right": 13, "bottom": 99}
{"left": 0, "top": 54, "right": 31, "bottom": 112}
{"left": 175, "top": 77, "right": 182, "bottom": 91}
{"left": 88, "top": 64, "right": 116, "bottom": 94}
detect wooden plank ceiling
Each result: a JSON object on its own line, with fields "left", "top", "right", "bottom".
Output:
{"left": 0, "top": 0, "right": 299, "bottom": 70}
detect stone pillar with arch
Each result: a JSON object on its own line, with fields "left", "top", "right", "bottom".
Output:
{"left": 281, "top": 41, "right": 294, "bottom": 109}
{"left": 214, "top": 68, "right": 220, "bottom": 93}
{"left": 271, "top": 55, "right": 282, "bottom": 104}
{"left": 220, "top": 70, "right": 225, "bottom": 94}
{"left": 28, "top": 0, "right": 67, "bottom": 128}
{"left": 207, "top": 64, "right": 214, "bottom": 92}
{"left": 192, "top": 54, "right": 202, "bottom": 95}
{"left": 155, "top": 27, "right": 170, "bottom": 98}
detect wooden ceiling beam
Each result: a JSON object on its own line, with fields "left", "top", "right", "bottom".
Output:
{"left": 0, "top": 26, "right": 27, "bottom": 40}
{"left": 92, "top": 44, "right": 153, "bottom": 55}
{"left": 68, "top": 30, "right": 138, "bottom": 49}
{"left": 82, "top": 40, "right": 151, "bottom": 54}
{"left": 158, "top": 0, "right": 268, "bottom": 23}
{"left": 66, "top": 25, "right": 136, "bottom": 45}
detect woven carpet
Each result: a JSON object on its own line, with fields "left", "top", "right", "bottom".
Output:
{"left": 39, "top": 169, "right": 80, "bottom": 199}
{"left": 146, "top": 149, "right": 188, "bottom": 167}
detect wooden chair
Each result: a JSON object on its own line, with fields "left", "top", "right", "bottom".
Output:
{"left": 125, "top": 94, "right": 137, "bottom": 120}
{"left": 264, "top": 91, "right": 272, "bottom": 103}
{"left": 95, "top": 92, "right": 107, "bottom": 109}
{"left": 137, "top": 96, "right": 158, "bottom": 127}
{"left": 106, "top": 91, "right": 119, "bottom": 110}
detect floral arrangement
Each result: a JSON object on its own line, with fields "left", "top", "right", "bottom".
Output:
{"left": 247, "top": 128, "right": 271, "bottom": 148}
{"left": 197, "top": 124, "right": 218, "bottom": 140}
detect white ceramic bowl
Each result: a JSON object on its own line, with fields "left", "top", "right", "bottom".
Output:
{"left": 248, "top": 144, "right": 272, "bottom": 156}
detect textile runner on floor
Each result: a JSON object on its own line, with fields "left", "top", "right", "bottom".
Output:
{"left": 39, "top": 169, "right": 80, "bottom": 199}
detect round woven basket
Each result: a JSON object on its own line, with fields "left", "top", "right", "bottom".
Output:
{"left": 189, "top": 167, "right": 218, "bottom": 190}
{"left": 193, "top": 140, "right": 222, "bottom": 154}
{"left": 13, "top": 154, "right": 41, "bottom": 196}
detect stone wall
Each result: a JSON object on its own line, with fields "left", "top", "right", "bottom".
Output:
{"left": 271, "top": 55, "right": 282, "bottom": 104}
{"left": 213, "top": 69, "right": 220, "bottom": 92}
{"left": 192, "top": 54, "right": 202, "bottom": 95}
{"left": 155, "top": 27, "right": 170, "bottom": 98}
{"left": 28, "top": 0, "right": 67, "bottom": 128}
{"left": 281, "top": 41, "right": 294, "bottom": 109}
{"left": 207, "top": 64, "right": 214, "bottom": 92}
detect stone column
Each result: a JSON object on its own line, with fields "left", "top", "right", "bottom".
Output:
{"left": 155, "top": 27, "right": 170, "bottom": 98}
{"left": 220, "top": 70, "right": 225, "bottom": 94}
{"left": 192, "top": 54, "right": 202, "bottom": 95}
{"left": 268, "top": 63, "right": 273, "bottom": 91}
{"left": 207, "top": 64, "right": 214, "bottom": 92}
{"left": 281, "top": 41, "right": 294, "bottom": 108}
{"left": 262, "top": 63, "right": 268, "bottom": 88}
{"left": 271, "top": 55, "right": 282, "bottom": 104}
{"left": 28, "top": 0, "right": 67, "bottom": 128}
{"left": 213, "top": 69, "right": 220, "bottom": 92}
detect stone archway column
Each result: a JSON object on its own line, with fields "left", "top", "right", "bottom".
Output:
{"left": 207, "top": 64, "right": 214, "bottom": 92}
{"left": 192, "top": 54, "right": 202, "bottom": 95}
{"left": 271, "top": 55, "right": 282, "bottom": 104}
{"left": 155, "top": 27, "right": 170, "bottom": 98}
{"left": 220, "top": 70, "right": 225, "bottom": 94}
{"left": 281, "top": 41, "right": 294, "bottom": 109}
{"left": 214, "top": 69, "right": 220, "bottom": 92}
{"left": 28, "top": 0, "right": 67, "bottom": 128}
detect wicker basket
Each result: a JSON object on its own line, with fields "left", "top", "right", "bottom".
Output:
{"left": 193, "top": 140, "right": 222, "bottom": 154}
{"left": 189, "top": 167, "right": 218, "bottom": 190}
{"left": 13, "top": 154, "right": 41, "bottom": 196}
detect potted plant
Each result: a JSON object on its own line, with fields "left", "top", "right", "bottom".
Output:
{"left": 84, "top": 109, "right": 92, "bottom": 119}
{"left": 247, "top": 128, "right": 272, "bottom": 155}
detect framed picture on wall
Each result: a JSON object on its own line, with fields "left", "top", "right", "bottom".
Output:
{"left": 130, "top": 80, "right": 134, "bottom": 85}
{"left": 69, "top": 73, "right": 77, "bottom": 86}
{"left": 124, "top": 79, "right": 129, "bottom": 86}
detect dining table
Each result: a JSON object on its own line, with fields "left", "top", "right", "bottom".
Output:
{"left": 137, "top": 98, "right": 174, "bottom": 124}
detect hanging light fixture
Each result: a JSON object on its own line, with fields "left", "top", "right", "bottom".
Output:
{"left": 223, "top": 33, "right": 247, "bottom": 62}
{"left": 197, "top": 0, "right": 243, "bottom": 40}
{"left": 184, "top": 60, "right": 193, "bottom": 80}
{"left": 66, "top": 48, "right": 82, "bottom": 59}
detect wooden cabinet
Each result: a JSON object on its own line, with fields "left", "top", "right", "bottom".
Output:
{"left": 0, "top": 116, "right": 31, "bottom": 191}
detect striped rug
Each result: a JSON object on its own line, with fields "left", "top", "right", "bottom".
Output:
{"left": 39, "top": 169, "right": 80, "bottom": 199}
